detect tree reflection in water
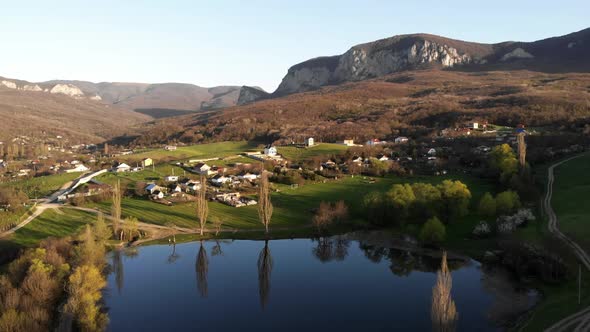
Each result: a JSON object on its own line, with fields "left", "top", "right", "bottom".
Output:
{"left": 111, "top": 249, "right": 124, "bottom": 294}
{"left": 257, "top": 240, "right": 273, "bottom": 309}
{"left": 312, "top": 236, "right": 350, "bottom": 262}
{"left": 358, "top": 242, "right": 466, "bottom": 277}
{"left": 196, "top": 241, "right": 209, "bottom": 298}
{"left": 431, "top": 252, "right": 458, "bottom": 332}
{"left": 167, "top": 243, "right": 180, "bottom": 264}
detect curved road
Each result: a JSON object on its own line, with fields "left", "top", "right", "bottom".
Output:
{"left": 544, "top": 154, "right": 590, "bottom": 332}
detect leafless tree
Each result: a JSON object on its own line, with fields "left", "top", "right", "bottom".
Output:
{"left": 258, "top": 171, "right": 273, "bottom": 234}
{"left": 196, "top": 241, "right": 209, "bottom": 298}
{"left": 111, "top": 180, "right": 122, "bottom": 240}
{"left": 257, "top": 240, "right": 273, "bottom": 309}
{"left": 196, "top": 175, "right": 208, "bottom": 235}
{"left": 431, "top": 251, "right": 458, "bottom": 332}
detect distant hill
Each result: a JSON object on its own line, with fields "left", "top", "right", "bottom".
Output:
{"left": 0, "top": 80, "right": 149, "bottom": 142}
{"left": 133, "top": 69, "right": 590, "bottom": 146}
{"left": 264, "top": 28, "right": 590, "bottom": 98}
{"left": 0, "top": 75, "right": 270, "bottom": 142}
{"left": 38, "top": 80, "right": 250, "bottom": 115}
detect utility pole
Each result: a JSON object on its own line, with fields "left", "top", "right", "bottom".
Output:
{"left": 579, "top": 264, "right": 582, "bottom": 305}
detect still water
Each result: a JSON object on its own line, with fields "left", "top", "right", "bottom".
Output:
{"left": 104, "top": 236, "right": 535, "bottom": 331}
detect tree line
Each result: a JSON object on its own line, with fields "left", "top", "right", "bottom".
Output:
{"left": 362, "top": 180, "right": 472, "bottom": 245}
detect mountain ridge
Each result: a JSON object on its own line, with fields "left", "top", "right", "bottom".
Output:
{"left": 269, "top": 28, "right": 590, "bottom": 98}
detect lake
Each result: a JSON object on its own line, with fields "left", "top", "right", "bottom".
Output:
{"left": 104, "top": 235, "right": 537, "bottom": 331}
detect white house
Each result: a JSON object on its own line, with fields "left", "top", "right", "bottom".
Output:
{"left": 114, "top": 163, "right": 131, "bottom": 172}
{"left": 339, "top": 139, "right": 355, "bottom": 146}
{"left": 165, "top": 175, "right": 179, "bottom": 182}
{"left": 184, "top": 181, "right": 201, "bottom": 192}
{"left": 192, "top": 163, "right": 212, "bottom": 175}
{"left": 427, "top": 148, "right": 437, "bottom": 156}
{"left": 264, "top": 145, "right": 277, "bottom": 156}
{"left": 376, "top": 154, "right": 389, "bottom": 161}
{"left": 394, "top": 136, "right": 409, "bottom": 144}
{"left": 169, "top": 184, "right": 182, "bottom": 193}
{"left": 305, "top": 137, "right": 314, "bottom": 147}
{"left": 211, "top": 174, "right": 231, "bottom": 186}
{"left": 65, "top": 164, "right": 90, "bottom": 173}
{"left": 145, "top": 183, "right": 163, "bottom": 195}
{"left": 164, "top": 145, "right": 177, "bottom": 151}
{"left": 238, "top": 173, "right": 259, "bottom": 181}
{"left": 151, "top": 190, "right": 165, "bottom": 200}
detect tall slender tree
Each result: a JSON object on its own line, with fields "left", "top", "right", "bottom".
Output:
{"left": 431, "top": 252, "right": 458, "bottom": 332}
{"left": 517, "top": 132, "right": 526, "bottom": 172}
{"left": 258, "top": 171, "right": 273, "bottom": 234}
{"left": 196, "top": 175, "right": 208, "bottom": 235}
{"left": 257, "top": 240, "right": 273, "bottom": 309}
{"left": 111, "top": 180, "right": 122, "bottom": 240}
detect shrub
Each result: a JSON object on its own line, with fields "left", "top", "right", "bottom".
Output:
{"left": 473, "top": 221, "right": 492, "bottom": 237}
{"left": 478, "top": 192, "right": 496, "bottom": 217}
{"left": 495, "top": 190, "right": 521, "bottom": 215}
{"left": 419, "top": 217, "right": 446, "bottom": 246}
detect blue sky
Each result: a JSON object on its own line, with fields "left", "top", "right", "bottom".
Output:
{"left": 1, "top": 0, "right": 588, "bottom": 92}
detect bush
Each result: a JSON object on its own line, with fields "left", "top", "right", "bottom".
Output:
{"left": 478, "top": 192, "right": 496, "bottom": 217}
{"left": 495, "top": 190, "right": 521, "bottom": 215}
{"left": 419, "top": 217, "right": 446, "bottom": 246}
{"left": 473, "top": 221, "right": 492, "bottom": 237}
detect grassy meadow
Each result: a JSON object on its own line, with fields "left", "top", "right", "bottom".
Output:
{"left": 8, "top": 208, "right": 97, "bottom": 247}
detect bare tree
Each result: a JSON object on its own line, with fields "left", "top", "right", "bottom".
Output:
{"left": 258, "top": 171, "right": 273, "bottom": 234}
{"left": 431, "top": 252, "right": 458, "bottom": 332}
{"left": 111, "top": 180, "right": 122, "bottom": 240}
{"left": 257, "top": 240, "right": 273, "bottom": 309}
{"left": 196, "top": 175, "right": 208, "bottom": 235}
{"left": 196, "top": 241, "right": 209, "bottom": 298}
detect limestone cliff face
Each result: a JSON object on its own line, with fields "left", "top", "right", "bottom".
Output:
{"left": 49, "top": 84, "right": 85, "bottom": 97}
{"left": 237, "top": 86, "right": 271, "bottom": 105}
{"left": 275, "top": 35, "right": 487, "bottom": 95}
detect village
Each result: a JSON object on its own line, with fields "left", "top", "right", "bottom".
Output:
{"left": 1, "top": 119, "right": 587, "bottom": 220}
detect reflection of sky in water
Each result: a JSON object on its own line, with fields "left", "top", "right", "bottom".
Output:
{"left": 105, "top": 238, "right": 503, "bottom": 331}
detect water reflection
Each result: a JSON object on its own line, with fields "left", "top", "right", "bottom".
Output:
{"left": 196, "top": 241, "right": 209, "bottom": 298}
{"left": 167, "top": 243, "right": 180, "bottom": 264}
{"left": 211, "top": 240, "right": 225, "bottom": 257}
{"left": 357, "top": 242, "right": 468, "bottom": 277}
{"left": 111, "top": 249, "right": 124, "bottom": 294}
{"left": 431, "top": 252, "right": 458, "bottom": 332}
{"left": 105, "top": 236, "right": 535, "bottom": 331}
{"left": 312, "top": 236, "right": 350, "bottom": 262}
{"left": 257, "top": 240, "right": 273, "bottom": 309}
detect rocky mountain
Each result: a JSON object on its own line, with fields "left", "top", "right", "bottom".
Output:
{"left": 38, "top": 80, "right": 251, "bottom": 114}
{"left": 237, "top": 86, "right": 271, "bottom": 105}
{"left": 270, "top": 28, "right": 590, "bottom": 97}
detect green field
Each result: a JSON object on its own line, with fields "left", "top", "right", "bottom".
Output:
{"left": 278, "top": 143, "right": 349, "bottom": 162}
{"left": 552, "top": 153, "right": 590, "bottom": 251}
{"left": 125, "top": 141, "right": 259, "bottom": 162}
{"left": 88, "top": 173, "right": 491, "bottom": 238}
{"left": 1, "top": 172, "right": 81, "bottom": 198}
{"left": 8, "top": 208, "right": 97, "bottom": 247}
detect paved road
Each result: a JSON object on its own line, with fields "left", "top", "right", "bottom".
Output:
{"left": 544, "top": 154, "right": 590, "bottom": 332}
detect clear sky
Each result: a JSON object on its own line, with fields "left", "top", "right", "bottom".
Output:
{"left": 1, "top": 0, "right": 588, "bottom": 92}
